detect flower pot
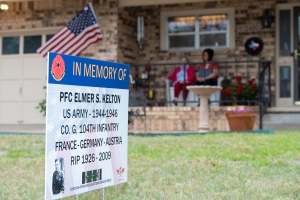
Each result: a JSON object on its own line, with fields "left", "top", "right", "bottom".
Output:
{"left": 226, "top": 112, "right": 257, "bottom": 131}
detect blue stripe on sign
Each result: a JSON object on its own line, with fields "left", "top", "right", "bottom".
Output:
{"left": 47, "top": 52, "right": 130, "bottom": 89}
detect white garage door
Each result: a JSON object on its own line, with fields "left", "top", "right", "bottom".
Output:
{"left": 0, "top": 31, "right": 56, "bottom": 124}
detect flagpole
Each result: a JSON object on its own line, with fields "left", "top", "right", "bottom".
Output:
{"left": 89, "top": 2, "right": 110, "bottom": 54}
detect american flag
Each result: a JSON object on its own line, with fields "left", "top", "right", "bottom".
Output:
{"left": 37, "top": 3, "right": 102, "bottom": 57}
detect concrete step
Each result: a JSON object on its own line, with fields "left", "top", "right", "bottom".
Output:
{"left": 262, "top": 123, "right": 300, "bottom": 131}
{"left": 263, "top": 113, "right": 300, "bottom": 124}
{"left": 262, "top": 113, "right": 300, "bottom": 131}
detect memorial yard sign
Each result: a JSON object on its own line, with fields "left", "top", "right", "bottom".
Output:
{"left": 45, "top": 52, "right": 129, "bottom": 199}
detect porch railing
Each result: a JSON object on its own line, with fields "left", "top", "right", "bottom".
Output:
{"left": 129, "top": 60, "right": 272, "bottom": 129}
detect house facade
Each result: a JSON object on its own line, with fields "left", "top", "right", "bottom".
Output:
{"left": 0, "top": 0, "right": 299, "bottom": 124}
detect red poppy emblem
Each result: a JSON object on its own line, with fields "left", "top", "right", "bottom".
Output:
{"left": 51, "top": 55, "right": 66, "bottom": 81}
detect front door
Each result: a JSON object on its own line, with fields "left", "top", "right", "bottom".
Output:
{"left": 294, "top": 7, "right": 300, "bottom": 105}
{"left": 276, "top": 4, "right": 300, "bottom": 107}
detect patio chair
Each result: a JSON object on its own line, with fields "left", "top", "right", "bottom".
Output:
{"left": 165, "top": 77, "right": 223, "bottom": 107}
{"left": 209, "top": 76, "right": 224, "bottom": 106}
{"left": 164, "top": 79, "right": 198, "bottom": 107}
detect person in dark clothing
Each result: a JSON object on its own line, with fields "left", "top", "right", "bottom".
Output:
{"left": 195, "top": 48, "right": 219, "bottom": 86}
{"left": 52, "top": 158, "right": 64, "bottom": 195}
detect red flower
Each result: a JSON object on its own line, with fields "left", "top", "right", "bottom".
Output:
{"left": 236, "top": 76, "right": 242, "bottom": 82}
{"left": 238, "top": 83, "right": 244, "bottom": 89}
{"left": 222, "top": 88, "right": 227, "bottom": 95}
{"left": 222, "top": 77, "right": 257, "bottom": 101}
{"left": 222, "top": 89, "right": 232, "bottom": 96}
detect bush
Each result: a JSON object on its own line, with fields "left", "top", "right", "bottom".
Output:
{"left": 36, "top": 86, "right": 46, "bottom": 116}
{"left": 222, "top": 76, "right": 258, "bottom": 101}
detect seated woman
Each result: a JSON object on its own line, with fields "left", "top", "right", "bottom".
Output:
{"left": 195, "top": 48, "right": 219, "bottom": 86}
{"left": 166, "top": 56, "right": 195, "bottom": 106}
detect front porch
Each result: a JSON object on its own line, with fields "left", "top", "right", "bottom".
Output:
{"left": 128, "top": 106, "right": 259, "bottom": 133}
{"left": 130, "top": 60, "right": 271, "bottom": 105}
{"left": 128, "top": 59, "right": 271, "bottom": 132}
{"left": 119, "top": 0, "right": 300, "bottom": 113}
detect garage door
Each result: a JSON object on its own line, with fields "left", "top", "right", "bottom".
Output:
{"left": 0, "top": 33, "right": 54, "bottom": 124}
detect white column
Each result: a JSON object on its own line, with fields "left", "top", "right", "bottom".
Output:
{"left": 198, "top": 95, "right": 210, "bottom": 133}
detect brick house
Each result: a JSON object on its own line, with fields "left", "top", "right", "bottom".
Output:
{"left": 0, "top": 0, "right": 299, "bottom": 127}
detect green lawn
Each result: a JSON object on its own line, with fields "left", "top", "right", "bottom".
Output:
{"left": 1, "top": 132, "right": 300, "bottom": 199}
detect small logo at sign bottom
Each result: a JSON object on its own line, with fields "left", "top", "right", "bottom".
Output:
{"left": 82, "top": 169, "right": 102, "bottom": 184}
{"left": 116, "top": 166, "right": 125, "bottom": 177}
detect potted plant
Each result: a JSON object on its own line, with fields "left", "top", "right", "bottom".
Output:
{"left": 226, "top": 108, "right": 257, "bottom": 131}
{"left": 221, "top": 76, "right": 258, "bottom": 105}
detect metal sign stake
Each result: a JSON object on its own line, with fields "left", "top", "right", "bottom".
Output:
{"left": 102, "top": 188, "right": 105, "bottom": 200}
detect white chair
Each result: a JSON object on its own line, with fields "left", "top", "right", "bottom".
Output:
{"left": 165, "top": 79, "right": 198, "bottom": 107}
{"left": 209, "top": 76, "right": 224, "bottom": 106}
{"left": 165, "top": 77, "right": 223, "bottom": 107}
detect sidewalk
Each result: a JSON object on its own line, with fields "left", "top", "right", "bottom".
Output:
{"left": 0, "top": 124, "right": 45, "bottom": 134}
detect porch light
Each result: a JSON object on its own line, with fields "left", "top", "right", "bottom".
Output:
{"left": 259, "top": 9, "right": 274, "bottom": 29}
{"left": 0, "top": 3, "right": 8, "bottom": 11}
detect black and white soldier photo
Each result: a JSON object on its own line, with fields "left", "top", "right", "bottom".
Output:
{"left": 52, "top": 158, "right": 65, "bottom": 195}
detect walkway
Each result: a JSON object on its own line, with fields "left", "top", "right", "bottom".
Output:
{"left": 0, "top": 124, "right": 45, "bottom": 134}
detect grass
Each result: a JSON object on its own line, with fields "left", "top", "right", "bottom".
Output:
{"left": 1, "top": 132, "right": 300, "bottom": 199}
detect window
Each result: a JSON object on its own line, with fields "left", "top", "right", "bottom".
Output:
{"left": 160, "top": 8, "right": 235, "bottom": 51}
{"left": 280, "top": 66, "right": 291, "bottom": 98}
{"left": 1, "top": 32, "right": 57, "bottom": 55}
{"left": 279, "top": 10, "right": 291, "bottom": 57}
{"left": 46, "top": 34, "right": 54, "bottom": 42}
{"left": 2, "top": 36, "right": 20, "bottom": 55}
{"left": 199, "top": 14, "right": 227, "bottom": 47}
{"left": 24, "top": 35, "right": 42, "bottom": 54}
{"left": 168, "top": 16, "right": 195, "bottom": 48}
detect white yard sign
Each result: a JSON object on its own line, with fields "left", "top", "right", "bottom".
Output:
{"left": 45, "top": 53, "right": 129, "bottom": 199}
